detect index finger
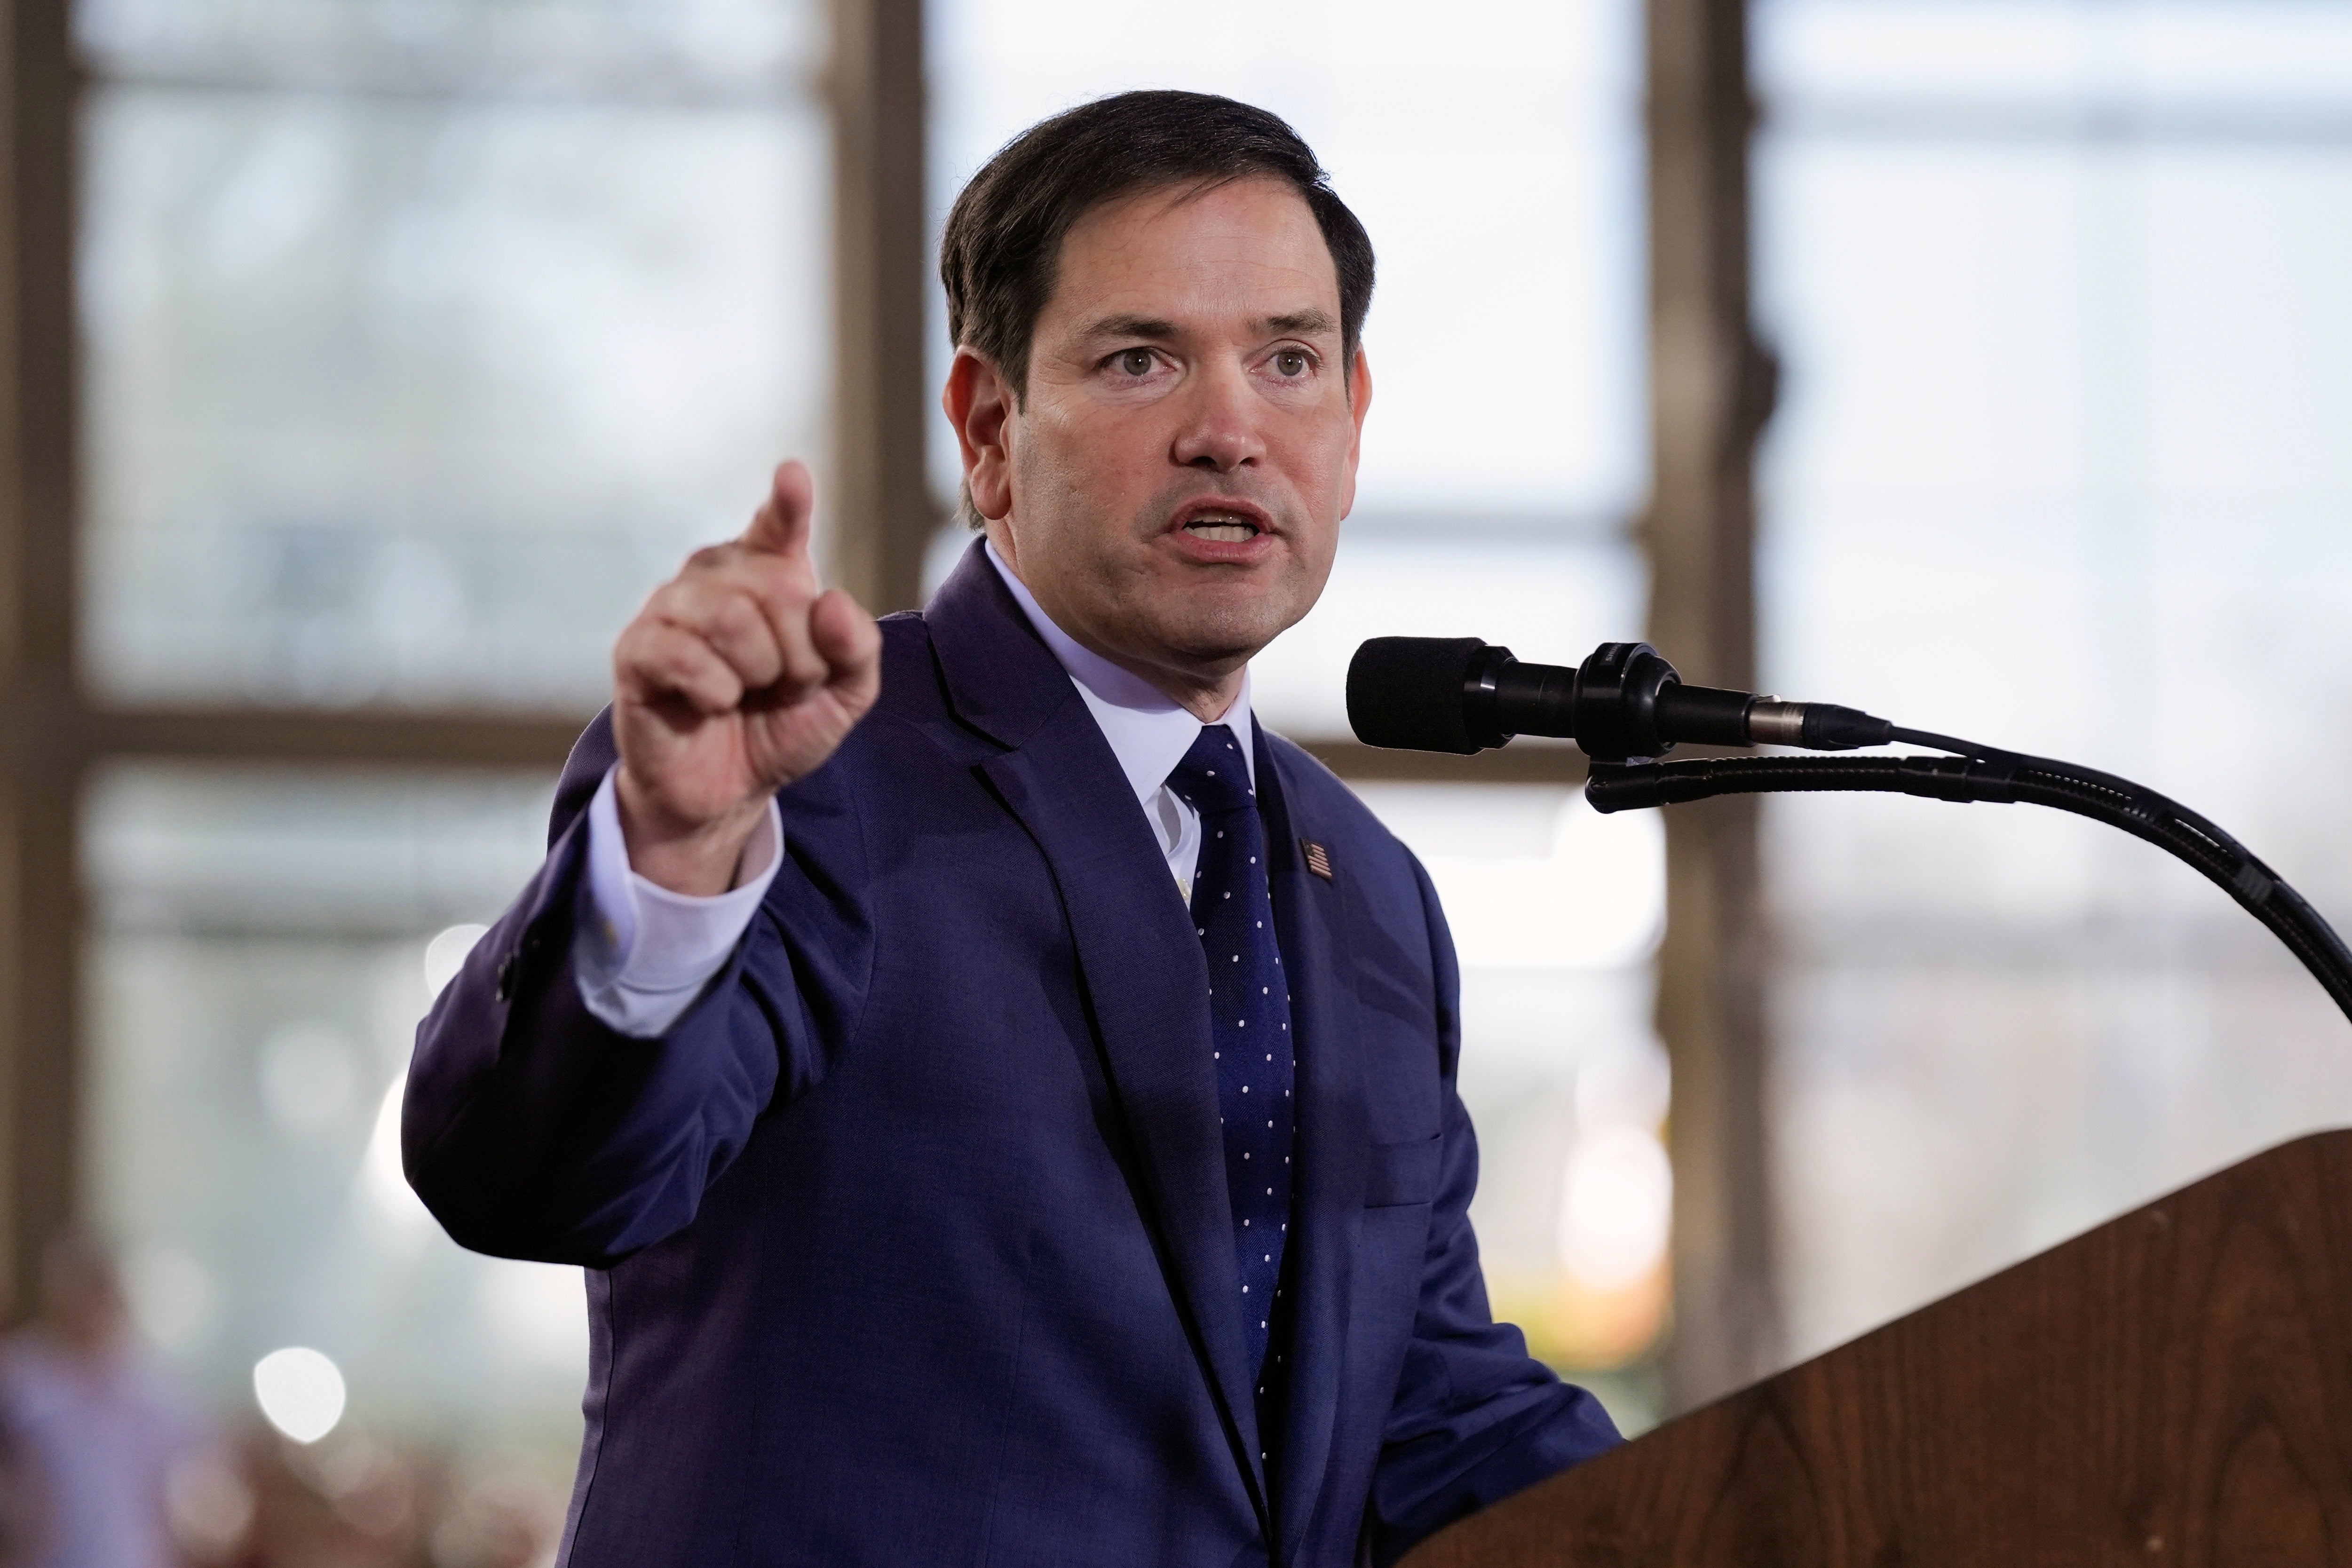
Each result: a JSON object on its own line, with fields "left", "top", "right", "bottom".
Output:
{"left": 740, "top": 459, "right": 816, "bottom": 560}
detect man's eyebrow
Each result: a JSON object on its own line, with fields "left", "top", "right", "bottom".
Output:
{"left": 1076, "top": 309, "right": 1341, "bottom": 342}
{"left": 1080, "top": 313, "right": 1180, "bottom": 342}
{"left": 1262, "top": 309, "right": 1338, "bottom": 338}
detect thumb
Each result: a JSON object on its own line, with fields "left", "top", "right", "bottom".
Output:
{"left": 741, "top": 459, "right": 816, "bottom": 559}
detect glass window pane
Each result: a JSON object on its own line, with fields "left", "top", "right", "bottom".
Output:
{"left": 86, "top": 765, "right": 581, "bottom": 1532}
{"left": 2138, "top": 5, "right": 2352, "bottom": 111}
{"left": 78, "top": 0, "right": 816, "bottom": 95}
{"left": 1756, "top": 0, "right": 2352, "bottom": 1367}
{"left": 1760, "top": 143, "right": 2095, "bottom": 505}
{"left": 2143, "top": 151, "right": 2352, "bottom": 504}
{"left": 79, "top": 13, "right": 825, "bottom": 707}
{"left": 1758, "top": 0, "right": 2352, "bottom": 115}
{"left": 1758, "top": 0, "right": 2092, "bottom": 106}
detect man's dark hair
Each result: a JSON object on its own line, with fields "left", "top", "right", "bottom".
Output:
{"left": 940, "top": 89, "right": 1376, "bottom": 404}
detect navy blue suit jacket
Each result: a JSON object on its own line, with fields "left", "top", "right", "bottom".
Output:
{"left": 404, "top": 542, "right": 1617, "bottom": 1567}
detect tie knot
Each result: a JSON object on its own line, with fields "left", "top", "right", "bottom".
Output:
{"left": 1167, "top": 723, "right": 1254, "bottom": 815}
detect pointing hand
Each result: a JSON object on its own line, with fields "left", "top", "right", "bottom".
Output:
{"left": 611, "top": 461, "right": 882, "bottom": 894}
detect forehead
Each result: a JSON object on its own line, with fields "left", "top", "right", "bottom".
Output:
{"left": 1040, "top": 176, "right": 1340, "bottom": 333}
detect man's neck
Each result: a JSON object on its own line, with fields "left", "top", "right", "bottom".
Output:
{"left": 1150, "top": 669, "right": 1245, "bottom": 723}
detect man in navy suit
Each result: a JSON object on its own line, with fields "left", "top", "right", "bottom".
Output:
{"left": 405, "top": 91, "right": 1618, "bottom": 1566}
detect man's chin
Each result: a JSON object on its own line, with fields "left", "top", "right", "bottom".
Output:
{"left": 1110, "top": 562, "right": 1324, "bottom": 675}
{"left": 1150, "top": 604, "right": 1303, "bottom": 673}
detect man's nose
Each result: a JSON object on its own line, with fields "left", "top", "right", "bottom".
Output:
{"left": 1168, "top": 361, "right": 1267, "bottom": 473}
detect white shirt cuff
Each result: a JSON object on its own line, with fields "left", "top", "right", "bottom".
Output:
{"left": 573, "top": 765, "right": 784, "bottom": 1038}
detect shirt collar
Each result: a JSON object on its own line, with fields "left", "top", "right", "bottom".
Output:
{"left": 984, "top": 538, "right": 1255, "bottom": 804}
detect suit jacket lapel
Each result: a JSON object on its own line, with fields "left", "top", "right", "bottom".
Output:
{"left": 1258, "top": 734, "right": 1370, "bottom": 1558}
{"left": 927, "top": 543, "right": 1272, "bottom": 1525}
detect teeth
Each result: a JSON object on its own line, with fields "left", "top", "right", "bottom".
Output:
{"left": 1185, "top": 518, "right": 1257, "bottom": 543}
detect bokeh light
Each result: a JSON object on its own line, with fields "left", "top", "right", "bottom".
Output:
{"left": 1557, "top": 1126, "right": 1673, "bottom": 1291}
{"left": 252, "top": 1346, "right": 346, "bottom": 1443}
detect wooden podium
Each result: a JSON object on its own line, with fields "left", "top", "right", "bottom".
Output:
{"left": 1402, "top": 1129, "right": 2352, "bottom": 1566}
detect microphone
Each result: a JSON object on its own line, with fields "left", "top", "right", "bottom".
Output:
{"left": 1345, "top": 637, "right": 1896, "bottom": 762}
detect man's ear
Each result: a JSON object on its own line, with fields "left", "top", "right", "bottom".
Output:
{"left": 944, "top": 348, "right": 1015, "bottom": 523}
{"left": 1338, "top": 346, "right": 1374, "bottom": 519}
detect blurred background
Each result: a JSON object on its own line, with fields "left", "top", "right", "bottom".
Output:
{"left": 0, "top": 0, "right": 2343, "bottom": 1559}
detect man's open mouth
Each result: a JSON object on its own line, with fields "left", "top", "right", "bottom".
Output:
{"left": 1182, "top": 513, "right": 1263, "bottom": 544}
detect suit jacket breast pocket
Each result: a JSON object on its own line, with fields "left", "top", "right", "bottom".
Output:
{"left": 1364, "top": 1132, "right": 1442, "bottom": 1208}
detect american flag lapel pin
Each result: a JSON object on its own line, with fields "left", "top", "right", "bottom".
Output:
{"left": 1300, "top": 839, "right": 1334, "bottom": 882}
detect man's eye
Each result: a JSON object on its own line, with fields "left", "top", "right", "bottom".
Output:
{"left": 1274, "top": 350, "right": 1309, "bottom": 377}
{"left": 1117, "top": 348, "right": 1154, "bottom": 376}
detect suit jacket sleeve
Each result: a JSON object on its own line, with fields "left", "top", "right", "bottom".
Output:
{"left": 1365, "top": 852, "right": 1623, "bottom": 1564}
{"left": 400, "top": 709, "right": 870, "bottom": 1267}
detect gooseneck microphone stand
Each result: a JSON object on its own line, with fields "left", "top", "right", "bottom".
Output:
{"left": 1586, "top": 749, "right": 2352, "bottom": 1027}
{"left": 1346, "top": 637, "right": 2352, "bottom": 1029}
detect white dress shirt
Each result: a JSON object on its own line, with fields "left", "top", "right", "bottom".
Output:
{"left": 573, "top": 539, "right": 1254, "bottom": 1037}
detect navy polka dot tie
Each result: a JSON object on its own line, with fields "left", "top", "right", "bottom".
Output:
{"left": 1167, "top": 723, "right": 1295, "bottom": 1426}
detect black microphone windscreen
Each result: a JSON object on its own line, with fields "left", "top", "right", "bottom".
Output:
{"left": 1347, "top": 637, "right": 1489, "bottom": 755}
